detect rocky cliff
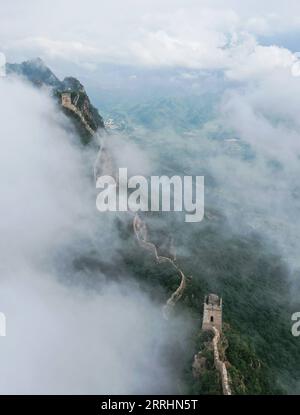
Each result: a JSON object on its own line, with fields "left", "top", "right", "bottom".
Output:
{"left": 6, "top": 58, "right": 104, "bottom": 142}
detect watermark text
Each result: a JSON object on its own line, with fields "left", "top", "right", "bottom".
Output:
{"left": 96, "top": 168, "right": 204, "bottom": 223}
{"left": 291, "top": 312, "right": 300, "bottom": 337}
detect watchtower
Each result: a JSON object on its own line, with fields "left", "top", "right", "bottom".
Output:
{"left": 202, "top": 293, "right": 222, "bottom": 332}
{"left": 61, "top": 92, "right": 72, "bottom": 107}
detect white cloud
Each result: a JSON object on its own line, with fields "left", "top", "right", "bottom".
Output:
{"left": 0, "top": 76, "right": 189, "bottom": 394}
{"left": 2, "top": 0, "right": 300, "bottom": 77}
{"left": 211, "top": 61, "right": 300, "bottom": 274}
{"left": 13, "top": 37, "right": 100, "bottom": 60}
{"left": 226, "top": 43, "right": 296, "bottom": 81}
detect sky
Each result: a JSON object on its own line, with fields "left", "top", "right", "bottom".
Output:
{"left": 1, "top": 0, "right": 300, "bottom": 80}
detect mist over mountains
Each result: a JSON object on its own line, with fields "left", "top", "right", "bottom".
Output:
{"left": 0, "top": 66, "right": 194, "bottom": 394}
{"left": 1, "top": 54, "right": 299, "bottom": 395}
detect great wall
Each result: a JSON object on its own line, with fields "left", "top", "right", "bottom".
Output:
{"left": 61, "top": 92, "right": 95, "bottom": 136}
{"left": 133, "top": 214, "right": 232, "bottom": 394}
{"left": 211, "top": 326, "right": 231, "bottom": 395}
{"left": 133, "top": 213, "right": 187, "bottom": 318}
{"left": 69, "top": 104, "right": 232, "bottom": 395}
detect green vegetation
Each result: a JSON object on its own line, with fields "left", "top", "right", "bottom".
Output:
{"left": 116, "top": 214, "right": 300, "bottom": 395}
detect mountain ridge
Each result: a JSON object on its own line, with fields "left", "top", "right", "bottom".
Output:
{"left": 6, "top": 58, "right": 105, "bottom": 141}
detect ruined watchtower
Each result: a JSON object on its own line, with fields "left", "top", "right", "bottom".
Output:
{"left": 202, "top": 293, "right": 222, "bottom": 332}
{"left": 61, "top": 92, "right": 72, "bottom": 108}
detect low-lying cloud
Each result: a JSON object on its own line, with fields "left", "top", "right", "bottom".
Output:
{"left": 0, "top": 77, "right": 189, "bottom": 394}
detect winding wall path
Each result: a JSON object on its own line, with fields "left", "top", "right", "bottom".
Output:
{"left": 133, "top": 213, "right": 187, "bottom": 318}
{"left": 211, "top": 326, "right": 232, "bottom": 395}
{"left": 94, "top": 144, "right": 230, "bottom": 394}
